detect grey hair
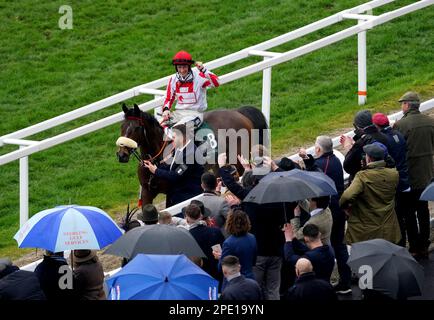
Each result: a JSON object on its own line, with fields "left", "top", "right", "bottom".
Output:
{"left": 315, "top": 135, "right": 333, "bottom": 153}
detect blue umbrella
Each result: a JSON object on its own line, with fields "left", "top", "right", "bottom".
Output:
{"left": 420, "top": 181, "right": 434, "bottom": 201}
{"left": 14, "top": 205, "right": 123, "bottom": 252}
{"left": 106, "top": 254, "right": 218, "bottom": 300}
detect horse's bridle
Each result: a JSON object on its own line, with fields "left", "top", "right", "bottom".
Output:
{"left": 125, "top": 116, "right": 172, "bottom": 163}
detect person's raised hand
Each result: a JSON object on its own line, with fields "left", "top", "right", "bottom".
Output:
{"left": 341, "top": 135, "right": 354, "bottom": 152}
{"left": 298, "top": 148, "right": 308, "bottom": 160}
{"left": 294, "top": 205, "right": 301, "bottom": 217}
{"left": 195, "top": 61, "right": 205, "bottom": 72}
{"left": 225, "top": 194, "right": 241, "bottom": 207}
{"left": 282, "top": 223, "right": 295, "bottom": 242}
{"left": 218, "top": 153, "right": 227, "bottom": 168}
{"left": 237, "top": 154, "right": 251, "bottom": 171}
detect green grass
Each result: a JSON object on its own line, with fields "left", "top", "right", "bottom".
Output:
{"left": 1, "top": 0, "right": 433, "bottom": 259}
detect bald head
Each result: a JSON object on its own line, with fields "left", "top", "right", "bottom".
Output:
{"left": 295, "top": 258, "right": 313, "bottom": 277}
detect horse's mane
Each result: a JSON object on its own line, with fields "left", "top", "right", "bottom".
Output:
{"left": 124, "top": 107, "right": 162, "bottom": 132}
{"left": 141, "top": 111, "right": 161, "bottom": 130}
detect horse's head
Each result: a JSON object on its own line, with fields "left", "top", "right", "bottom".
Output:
{"left": 117, "top": 103, "right": 163, "bottom": 163}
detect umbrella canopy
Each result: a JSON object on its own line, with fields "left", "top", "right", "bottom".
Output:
{"left": 14, "top": 205, "right": 123, "bottom": 252}
{"left": 347, "top": 239, "right": 424, "bottom": 299}
{"left": 104, "top": 224, "right": 205, "bottom": 259}
{"left": 244, "top": 169, "right": 337, "bottom": 204}
{"left": 106, "top": 254, "right": 218, "bottom": 300}
{"left": 420, "top": 181, "right": 434, "bottom": 201}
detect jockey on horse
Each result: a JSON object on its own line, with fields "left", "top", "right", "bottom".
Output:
{"left": 155, "top": 51, "right": 220, "bottom": 138}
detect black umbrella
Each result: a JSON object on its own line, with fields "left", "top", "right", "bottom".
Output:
{"left": 244, "top": 169, "right": 337, "bottom": 204}
{"left": 243, "top": 169, "right": 337, "bottom": 221}
{"left": 420, "top": 181, "right": 434, "bottom": 201}
{"left": 347, "top": 239, "right": 424, "bottom": 299}
{"left": 104, "top": 224, "right": 205, "bottom": 259}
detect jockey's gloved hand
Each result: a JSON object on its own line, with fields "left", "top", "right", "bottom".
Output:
{"left": 195, "top": 61, "right": 206, "bottom": 73}
{"left": 162, "top": 109, "right": 171, "bottom": 120}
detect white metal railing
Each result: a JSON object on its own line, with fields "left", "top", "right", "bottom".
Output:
{"left": 19, "top": 97, "right": 434, "bottom": 274}
{"left": 1, "top": 0, "right": 433, "bottom": 228}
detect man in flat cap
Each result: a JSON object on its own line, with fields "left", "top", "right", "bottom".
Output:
{"left": 394, "top": 91, "right": 434, "bottom": 260}
{"left": 372, "top": 112, "right": 410, "bottom": 248}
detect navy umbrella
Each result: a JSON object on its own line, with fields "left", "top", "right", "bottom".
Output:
{"left": 347, "top": 239, "right": 424, "bottom": 299}
{"left": 244, "top": 169, "right": 337, "bottom": 204}
{"left": 104, "top": 224, "right": 205, "bottom": 259}
{"left": 244, "top": 169, "right": 337, "bottom": 222}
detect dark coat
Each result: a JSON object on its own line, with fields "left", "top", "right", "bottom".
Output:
{"left": 0, "top": 270, "right": 46, "bottom": 300}
{"left": 73, "top": 258, "right": 106, "bottom": 300}
{"left": 220, "top": 275, "right": 262, "bottom": 300}
{"left": 303, "top": 152, "right": 346, "bottom": 243}
{"left": 380, "top": 126, "right": 410, "bottom": 192}
{"left": 219, "top": 233, "right": 257, "bottom": 280}
{"left": 284, "top": 238, "right": 335, "bottom": 282}
{"left": 189, "top": 224, "right": 225, "bottom": 278}
{"left": 344, "top": 126, "right": 391, "bottom": 181}
{"left": 34, "top": 255, "right": 74, "bottom": 300}
{"left": 394, "top": 108, "right": 434, "bottom": 190}
{"left": 155, "top": 142, "right": 204, "bottom": 207}
{"left": 219, "top": 167, "right": 293, "bottom": 257}
{"left": 285, "top": 272, "right": 337, "bottom": 301}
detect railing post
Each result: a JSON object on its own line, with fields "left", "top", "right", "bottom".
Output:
{"left": 262, "top": 57, "right": 272, "bottom": 126}
{"left": 19, "top": 146, "right": 29, "bottom": 226}
{"left": 358, "top": 19, "right": 367, "bottom": 105}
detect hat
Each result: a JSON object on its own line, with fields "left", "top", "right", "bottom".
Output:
{"left": 0, "top": 258, "right": 19, "bottom": 279}
{"left": 137, "top": 204, "right": 159, "bottom": 223}
{"left": 189, "top": 200, "right": 212, "bottom": 218}
{"left": 277, "top": 157, "right": 297, "bottom": 171}
{"left": 398, "top": 91, "right": 421, "bottom": 103}
{"left": 354, "top": 110, "right": 373, "bottom": 128}
{"left": 363, "top": 142, "right": 387, "bottom": 160}
{"left": 73, "top": 250, "right": 97, "bottom": 263}
{"left": 0, "top": 258, "right": 12, "bottom": 273}
{"left": 372, "top": 113, "right": 390, "bottom": 127}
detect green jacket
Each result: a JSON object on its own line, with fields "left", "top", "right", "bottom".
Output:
{"left": 339, "top": 161, "right": 401, "bottom": 245}
{"left": 394, "top": 108, "right": 434, "bottom": 190}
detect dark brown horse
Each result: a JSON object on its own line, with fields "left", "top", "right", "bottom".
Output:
{"left": 117, "top": 103, "right": 268, "bottom": 207}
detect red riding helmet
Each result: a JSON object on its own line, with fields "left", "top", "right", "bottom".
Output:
{"left": 172, "top": 51, "right": 194, "bottom": 65}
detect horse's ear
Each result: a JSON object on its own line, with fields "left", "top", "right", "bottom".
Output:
{"left": 122, "top": 103, "right": 128, "bottom": 114}
{"left": 133, "top": 104, "right": 140, "bottom": 114}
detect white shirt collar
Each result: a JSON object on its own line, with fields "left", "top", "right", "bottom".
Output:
{"left": 177, "top": 139, "right": 192, "bottom": 153}
{"left": 310, "top": 208, "right": 323, "bottom": 217}
{"left": 171, "top": 139, "right": 192, "bottom": 169}
{"left": 226, "top": 272, "right": 241, "bottom": 282}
